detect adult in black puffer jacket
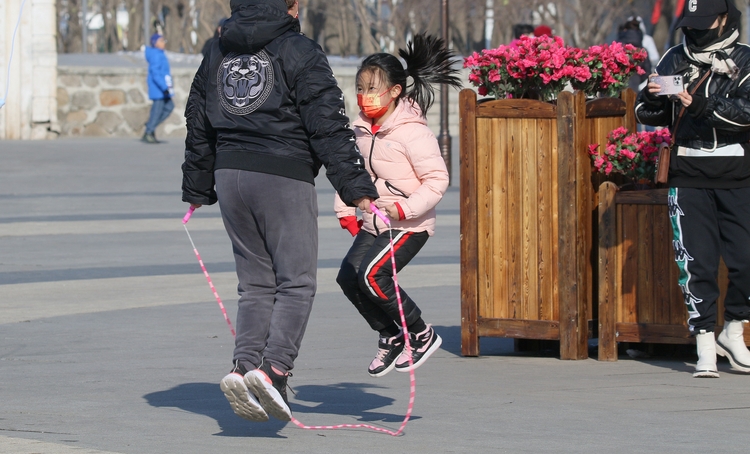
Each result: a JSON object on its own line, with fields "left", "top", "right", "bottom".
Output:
{"left": 181, "top": 0, "right": 378, "bottom": 422}
{"left": 635, "top": 0, "right": 750, "bottom": 379}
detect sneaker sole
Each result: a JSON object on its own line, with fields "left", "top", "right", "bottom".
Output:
{"left": 693, "top": 369, "right": 720, "bottom": 378}
{"left": 716, "top": 341, "right": 750, "bottom": 373}
{"left": 395, "top": 334, "right": 442, "bottom": 373}
{"left": 245, "top": 370, "right": 292, "bottom": 421}
{"left": 219, "top": 373, "right": 269, "bottom": 422}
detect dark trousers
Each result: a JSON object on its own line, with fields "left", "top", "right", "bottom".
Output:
{"left": 145, "top": 97, "right": 174, "bottom": 134}
{"left": 215, "top": 169, "right": 318, "bottom": 373}
{"left": 668, "top": 187, "right": 750, "bottom": 333}
{"left": 337, "top": 229, "right": 428, "bottom": 335}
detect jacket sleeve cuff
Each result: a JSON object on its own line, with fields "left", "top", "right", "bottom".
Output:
{"left": 394, "top": 202, "right": 406, "bottom": 221}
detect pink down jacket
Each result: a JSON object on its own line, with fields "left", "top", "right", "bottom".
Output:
{"left": 334, "top": 99, "right": 449, "bottom": 236}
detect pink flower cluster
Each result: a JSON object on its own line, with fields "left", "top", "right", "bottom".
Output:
{"left": 588, "top": 127, "right": 671, "bottom": 181}
{"left": 570, "top": 42, "right": 648, "bottom": 97}
{"left": 464, "top": 36, "right": 648, "bottom": 101}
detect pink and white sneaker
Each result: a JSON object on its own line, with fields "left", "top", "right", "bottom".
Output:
{"left": 368, "top": 334, "right": 405, "bottom": 377}
{"left": 394, "top": 325, "right": 442, "bottom": 372}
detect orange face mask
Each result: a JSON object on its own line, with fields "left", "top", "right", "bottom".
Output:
{"left": 357, "top": 89, "right": 393, "bottom": 119}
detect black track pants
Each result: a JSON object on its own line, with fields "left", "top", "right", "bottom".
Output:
{"left": 668, "top": 187, "right": 750, "bottom": 332}
{"left": 337, "top": 229, "right": 428, "bottom": 334}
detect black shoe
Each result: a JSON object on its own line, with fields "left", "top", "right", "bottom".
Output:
{"left": 245, "top": 359, "right": 292, "bottom": 421}
{"left": 219, "top": 360, "right": 268, "bottom": 422}
{"left": 368, "top": 334, "right": 405, "bottom": 377}
{"left": 141, "top": 132, "right": 158, "bottom": 144}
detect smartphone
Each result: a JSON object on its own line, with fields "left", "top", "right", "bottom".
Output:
{"left": 649, "top": 75, "right": 684, "bottom": 95}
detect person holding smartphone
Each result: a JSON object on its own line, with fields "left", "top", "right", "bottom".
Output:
{"left": 635, "top": 0, "right": 750, "bottom": 378}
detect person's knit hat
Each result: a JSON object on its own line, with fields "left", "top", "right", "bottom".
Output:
{"left": 150, "top": 33, "right": 163, "bottom": 47}
{"left": 534, "top": 25, "right": 552, "bottom": 37}
{"left": 676, "top": 0, "right": 729, "bottom": 30}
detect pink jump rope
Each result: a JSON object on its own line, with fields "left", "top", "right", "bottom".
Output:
{"left": 183, "top": 204, "right": 416, "bottom": 436}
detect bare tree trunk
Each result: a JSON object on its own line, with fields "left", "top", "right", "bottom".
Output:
{"left": 352, "top": 0, "right": 380, "bottom": 54}
{"left": 125, "top": 0, "right": 143, "bottom": 50}
{"left": 101, "top": 0, "right": 120, "bottom": 52}
{"left": 57, "top": 0, "right": 83, "bottom": 53}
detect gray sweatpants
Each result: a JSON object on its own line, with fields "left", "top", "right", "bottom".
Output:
{"left": 215, "top": 169, "right": 318, "bottom": 373}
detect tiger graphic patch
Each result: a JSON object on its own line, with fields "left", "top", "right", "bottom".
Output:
{"left": 218, "top": 51, "right": 273, "bottom": 115}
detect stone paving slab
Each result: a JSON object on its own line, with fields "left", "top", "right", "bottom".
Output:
{"left": 0, "top": 138, "right": 748, "bottom": 454}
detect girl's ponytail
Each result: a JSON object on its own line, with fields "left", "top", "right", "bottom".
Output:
{"left": 399, "top": 33, "right": 462, "bottom": 116}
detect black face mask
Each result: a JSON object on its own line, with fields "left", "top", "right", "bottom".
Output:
{"left": 684, "top": 27, "right": 721, "bottom": 49}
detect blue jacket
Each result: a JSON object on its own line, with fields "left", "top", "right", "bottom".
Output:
{"left": 145, "top": 47, "right": 173, "bottom": 100}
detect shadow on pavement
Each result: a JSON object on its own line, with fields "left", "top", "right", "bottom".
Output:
{"left": 290, "top": 382, "right": 420, "bottom": 424}
{"left": 144, "top": 383, "right": 287, "bottom": 438}
{"left": 144, "top": 381, "right": 417, "bottom": 437}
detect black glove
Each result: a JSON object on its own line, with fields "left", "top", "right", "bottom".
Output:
{"left": 686, "top": 92, "right": 708, "bottom": 118}
{"left": 163, "top": 90, "right": 172, "bottom": 99}
{"left": 640, "top": 86, "right": 662, "bottom": 108}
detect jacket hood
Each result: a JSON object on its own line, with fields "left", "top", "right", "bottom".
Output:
{"left": 617, "top": 28, "right": 643, "bottom": 47}
{"left": 221, "top": 0, "right": 299, "bottom": 54}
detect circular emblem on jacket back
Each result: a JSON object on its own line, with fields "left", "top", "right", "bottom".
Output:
{"left": 218, "top": 51, "right": 274, "bottom": 115}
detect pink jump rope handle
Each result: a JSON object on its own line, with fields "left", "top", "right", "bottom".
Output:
{"left": 370, "top": 203, "right": 390, "bottom": 225}
{"left": 182, "top": 206, "right": 196, "bottom": 224}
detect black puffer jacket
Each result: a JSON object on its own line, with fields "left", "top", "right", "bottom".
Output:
{"left": 182, "top": 0, "right": 378, "bottom": 205}
{"left": 635, "top": 42, "right": 750, "bottom": 188}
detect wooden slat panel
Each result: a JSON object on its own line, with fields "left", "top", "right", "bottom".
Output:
{"left": 585, "top": 97, "right": 627, "bottom": 118}
{"left": 598, "top": 182, "right": 618, "bottom": 361}
{"left": 557, "top": 91, "right": 586, "bottom": 359}
{"left": 521, "top": 116, "right": 540, "bottom": 320}
{"left": 620, "top": 205, "right": 638, "bottom": 323}
{"left": 538, "top": 117, "right": 555, "bottom": 321}
{"left": 478, "top": 318, "right": 560, "bottom": 339}
{"left": 636, "top": 205, "right": 654, "bottom": 324}
{"left": 459, "top": 89, "right": 479, "bottom": 356}
{"left": 476, "top": 118, "right": 494, "bottom": 321}
{"left": 616, "top": 322, "right": 692, "bottom": 343}
{"left": 575, "top": 95, "right": 594, "bottom": 329}
{"left": 507, "top": 118, "right": 523, "bottom": 319}
{"left": 621, "top": 89, "right": 638, "bottom": 132}
{"left": 476, "top": 99, "right": 557, "bottom": 118}
{"left": 551, "top": 124, "right": 560, "bottom": 322}
{"left": 615, "top": 189, "right": 669, "bottom": 204}
{"left": 615, "top": 205, "right": 624, "bottom": 323}
{"left": 492, "top": 118, "right": 509, "bottom": 320}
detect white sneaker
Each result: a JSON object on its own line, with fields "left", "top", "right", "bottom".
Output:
{"left": 244, "top": 360, "right": 292, "bottom": 422}
{"left": 716, "top": 320, "right": 750, "bottom": 373}
{"left": 220, "top": 369, "right": 269, "bottom": 422}
{"left": 693, "top": 331, "right": 719, "bottom": 378}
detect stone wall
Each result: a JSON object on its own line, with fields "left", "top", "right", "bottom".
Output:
{"left": 57, "top": 65, "right": 194, "bottom": 139}
{"left": 56, "top": 55, "right": 472, "bottom": 140}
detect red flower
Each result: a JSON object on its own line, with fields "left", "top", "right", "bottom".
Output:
{"left": 588, "top": 128, "right": 672, "bottom": 181}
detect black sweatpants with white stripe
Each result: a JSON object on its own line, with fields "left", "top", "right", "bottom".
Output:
{"left": 337, "top": 229, "right": 428, "bottom": 336}
{"left": 668, "top": 187, "right": 750, "bottom": 333}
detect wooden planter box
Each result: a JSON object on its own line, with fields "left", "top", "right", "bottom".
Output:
{"left": 597, "top": 181, "right": 747, "bottom": 360}
{"left": 459, "top": 89, "right": 636, "bottom": 359}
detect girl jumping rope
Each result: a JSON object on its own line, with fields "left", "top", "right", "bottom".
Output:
{"left": 334, "top": 33, "right": 462, "bottom": 377}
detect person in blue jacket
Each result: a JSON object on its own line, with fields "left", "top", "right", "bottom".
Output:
{"left": 143, "top": 33, "right": 174, "bottom": 144}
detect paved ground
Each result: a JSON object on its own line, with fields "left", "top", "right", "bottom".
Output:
{"left": 1, "top": 138, "right": 748, "bottom": 454}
